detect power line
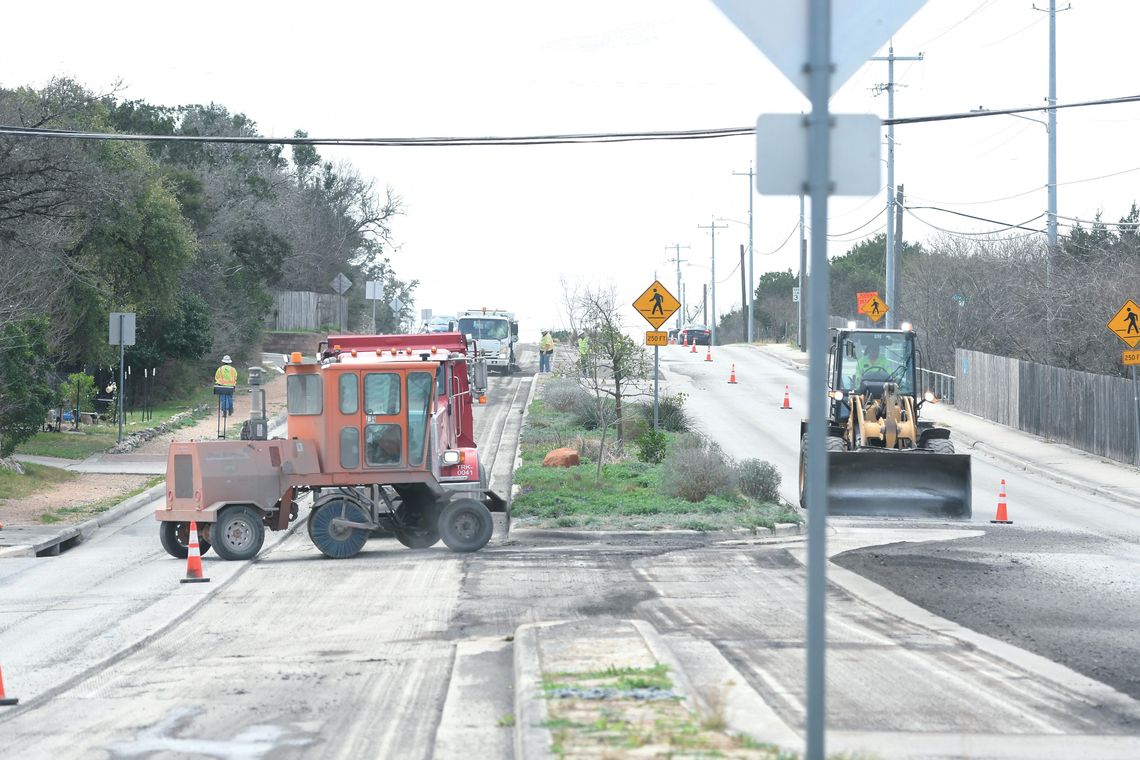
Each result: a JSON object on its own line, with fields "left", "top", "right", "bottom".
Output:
{"left": 2, "top": 95, "right": 1140, "bottom": 147}
{"left": 905, "top": 206, "right": 1047, "bottom": 234}
{"left": 827, "top": 207, "right": 886, "bottom": 238}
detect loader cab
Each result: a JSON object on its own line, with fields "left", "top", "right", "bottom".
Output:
{"left": 831, "top": 329, "right": 916, "bottom": 417}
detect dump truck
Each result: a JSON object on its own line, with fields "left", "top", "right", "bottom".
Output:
{"left": 156, "top": 331, "right": 507, "bottom": 561}
{"left": 798, "top": 324, "right": 972, "bottom": 519}
{"left": 457, "top": 308, "right": 518, "bottom": 374}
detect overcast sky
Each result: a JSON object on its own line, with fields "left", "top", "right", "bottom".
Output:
{"left": 4, "top": 1, "right": 1138, "bottom": 340}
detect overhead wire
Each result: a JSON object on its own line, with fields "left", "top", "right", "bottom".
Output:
{"left": 905, "top": 206, "right": 1046, "bottom": 235}
{"left": 2, "top": 95, "right": 1140, "bottom": 147}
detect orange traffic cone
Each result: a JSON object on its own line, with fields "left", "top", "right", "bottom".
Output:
{"left": 727, "top": 364, "right": 737, "bottom": 384}
{"left": 690, "top": 340, "right": 697, "bottom": 354}
{"left": 991, "top": 479, "right": 1013, "bottom": 524}
{"left": 0, "top": 664, "right": 18, "bottom": 706}
{"left": 478, "top": 394, "right": 487, "bottom": 404}
{"left": 704, "top": 345, "right": 713, "bottom": 362}
{"left": 780, "top": 385, "right": 792, "bottom": 410}
{"left": 180, "top": 521, "right": 210, "bottom": 584}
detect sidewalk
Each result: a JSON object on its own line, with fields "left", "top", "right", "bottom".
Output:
{"left": 756, "top": 342, "right": 1140, "bottom": 511}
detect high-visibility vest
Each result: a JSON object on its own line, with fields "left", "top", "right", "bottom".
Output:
{"left": 215, "top": 365, "right": 238, "bottom": 386}
{"left": 539, "top": 334, "right": 554, "bottom": 352}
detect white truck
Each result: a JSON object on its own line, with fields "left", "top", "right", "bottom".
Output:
{"left": 457, "top": 309, "right": 519, "bottom": 374}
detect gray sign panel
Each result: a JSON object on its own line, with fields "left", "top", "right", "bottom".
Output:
{"left": 109, "top": 312, "right": 136, "bottom": 346}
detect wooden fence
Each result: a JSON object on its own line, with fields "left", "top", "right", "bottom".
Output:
{"left": 956, "top": 348, "right": 1139, "bottom": 465}
{"left": 267, "top": 291, "right": 348, "bottom": 332}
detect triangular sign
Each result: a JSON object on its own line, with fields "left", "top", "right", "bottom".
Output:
{"left": 710, "top": 0, "right": 929, "bottom": 98}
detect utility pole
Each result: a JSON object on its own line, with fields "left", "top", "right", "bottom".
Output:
{"left": 1034, "top": 1, "right": 1069, "bottom": 265}
{"left": 798, "top": 192, "right": 806, "bottom": 351}
{"left": 871, "top": 43, "right": 923, "bottom": 328}
{"left": 697, "top": 218, "right": 728, "bottom": 345}
{"left": 895, "top": 185, "right": 905, "bottom": 320}
{"left": 666, "top": 243, "right": 690, "bottom": 332}
{"left": 739, "top": 244, "right": 747, "bottom": 342}
{"left": 732, "top": 165, "right": 756, "bottom": 342}
{"left": 702, "top": 284, "right": 707, "bottom": 326}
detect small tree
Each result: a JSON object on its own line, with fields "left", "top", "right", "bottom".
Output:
{"left": 0, "top": 318, "right": 55, "bottom": 457}
{"left": 562, "top": 285, "right": 652, "bottom": 481}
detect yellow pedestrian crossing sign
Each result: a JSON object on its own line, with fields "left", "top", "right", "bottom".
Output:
{"left": 1108, "top": 299, "right": 1140, "bottom": 348}
{"left": 860, "top": 294, "right": 889, "bottom": 323}
{"left": 633, "top": 280, "right": 680, "bottom": 329}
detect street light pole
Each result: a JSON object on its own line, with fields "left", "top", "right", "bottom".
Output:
{"left": 732, "top": 165, "right": 756, "bottom": 342}
{"left": 697, "top": 218, "right": 728, "bottom": 345}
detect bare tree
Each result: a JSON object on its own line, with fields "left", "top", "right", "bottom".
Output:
{"left": 565, "top": 285, "right": 652, "bottom": 480}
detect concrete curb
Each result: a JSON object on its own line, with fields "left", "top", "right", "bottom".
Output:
{"left": 510, "top": 373, "right": 541, "bottom": 504}
{"left": 513, "top": 622, "right": 553, "bottom": 760}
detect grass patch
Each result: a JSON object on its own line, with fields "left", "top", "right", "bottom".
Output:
{"left": 15, "top": 387, "right": 217, "bottom": 459}
{"left": 496, "top": 713, "right": 515, "bottom": 728}
{"left": 0, "top": 462, "right": 79, "bottom": 500}
{"left": 514, "top": 391, "right": 801, "bottom": 532}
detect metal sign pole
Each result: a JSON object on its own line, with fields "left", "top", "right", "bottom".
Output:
{"left": 117, "top": 314, "right": 125, "bottom": 444}
{"left": 805, "top": 1, "right": 832, "bottom": 758}
{"left": 1133, "top": 365, "right": 1140, "bottom": 467}
{"left": 653, "top": 346, "right": 660, "bottom": 432}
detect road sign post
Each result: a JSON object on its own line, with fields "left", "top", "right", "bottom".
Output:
{"left": 108, "top": 312, "right": 135, "bottom": 444}
{"left": 634, "top": 282, "right": 681, "bottom": 432}
{"left": 710, "top": 2, "right": 926, "bottom": 757}
{"left": 1110, "top": 302, "right": 1140, "bottom": 466}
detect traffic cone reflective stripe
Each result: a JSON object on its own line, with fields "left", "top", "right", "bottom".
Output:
{"left": 704, "top": 345, "right": 713, "bottom": 362}
{"left": 0, "top": 664, "right": 18, "bottom": 706}
{"left": 728, "top": 364, "right": 737, "bottom": 384}
{"left": 991, "top": 479, "right": 1013, "bottom": 524}
{"left": 780, "top": 385, "right": 792, "bottom": 410}
{"left": 180, "top": 521, "right": 210, "bottom": 584}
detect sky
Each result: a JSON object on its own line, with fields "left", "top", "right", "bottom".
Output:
{"left": 4, "top": 1, "right": 1140, "bottom": 341}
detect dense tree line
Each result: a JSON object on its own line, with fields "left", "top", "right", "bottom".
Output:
{"left": 0, "top": 79, "right": 413, "bottom": 453}
{"left": 719, "top": 221, "right": 1139, "bottom": 379}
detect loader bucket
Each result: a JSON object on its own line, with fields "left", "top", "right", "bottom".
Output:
{"left": 824, "top": 449, "right": 972, "bottom": 519}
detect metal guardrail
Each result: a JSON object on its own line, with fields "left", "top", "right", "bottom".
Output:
{"left": 919, "top": 367, "right": 955, "bottom": 405}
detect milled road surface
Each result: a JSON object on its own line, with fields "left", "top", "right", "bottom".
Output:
{"left": 834, "top": 526, "right": 1140, "bottom": 702}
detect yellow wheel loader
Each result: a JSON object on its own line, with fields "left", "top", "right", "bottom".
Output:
{"left": 798, "top": 325, "right": 972, "bottom": 519}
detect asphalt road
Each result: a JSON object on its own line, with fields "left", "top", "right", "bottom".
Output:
{"left": 1, "top": 341, "right": 1138, "bottom": 758}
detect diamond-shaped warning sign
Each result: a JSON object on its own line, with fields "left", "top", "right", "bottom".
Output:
{"left": 1107, "top": 299, "right": 1140, "bottom": 348}
{"left": 859, "top": 294, "right": 889, "bottom": 323}
{"left": 633, "top": 281, "right": 680, "bottom": 330}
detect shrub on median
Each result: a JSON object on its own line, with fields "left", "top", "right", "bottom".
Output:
{"left": 662, "top": 434, "right": 737, "bottom": 503}
{"left": 735, "top": 459, "right": 782, "bottom": 503}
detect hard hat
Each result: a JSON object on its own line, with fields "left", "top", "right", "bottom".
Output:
{"left": 222, "top": 355, "right": 232, "bottom": 364}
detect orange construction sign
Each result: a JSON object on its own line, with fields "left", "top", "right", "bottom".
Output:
{"left": 856, "top": 291, "right": 879, "bottom": 312}
{"left": 1107, "top": 299, "right": 1140, "bottom": 348}
{"left": 645, "top": 331, "right": 668, "bottom": 347}
{"left": 859, "top": 294, "right": 889, "bottom": 323}
{"left": 633, "top": 280, "right": 680, "bottom": 330}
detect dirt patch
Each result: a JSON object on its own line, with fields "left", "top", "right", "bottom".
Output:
{"left": 0, "top": 472, "right": 154, "bottom": 527}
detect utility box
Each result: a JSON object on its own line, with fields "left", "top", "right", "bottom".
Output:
{"left": 242, "top": 366, "right": 268, "bottom": 441}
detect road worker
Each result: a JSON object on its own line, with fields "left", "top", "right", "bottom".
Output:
{"left": 214, "top": 355, "right": 238, "bottom": 417}
{"left": 538, "top": 330, "right": 554, "bottom": 373}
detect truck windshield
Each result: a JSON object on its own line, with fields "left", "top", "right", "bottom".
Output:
{"left": 458, "top": 318, "right": 509, "bottom": 340}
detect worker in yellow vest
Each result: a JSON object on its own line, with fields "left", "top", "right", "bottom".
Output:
{"left": 214, "top": 355, "right": 238, "bottom": 416}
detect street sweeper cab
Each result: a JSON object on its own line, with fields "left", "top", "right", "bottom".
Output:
{"left": 156, "top": 332, "right": 505, "bottom": 561}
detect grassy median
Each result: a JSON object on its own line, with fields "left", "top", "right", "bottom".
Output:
{"left": 512, "top": 381, "right": 800, "bottom": 532}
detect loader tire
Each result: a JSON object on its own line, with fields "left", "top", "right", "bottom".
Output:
{"left": 926, "top": 438, "right": 955, "bottom": 455}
